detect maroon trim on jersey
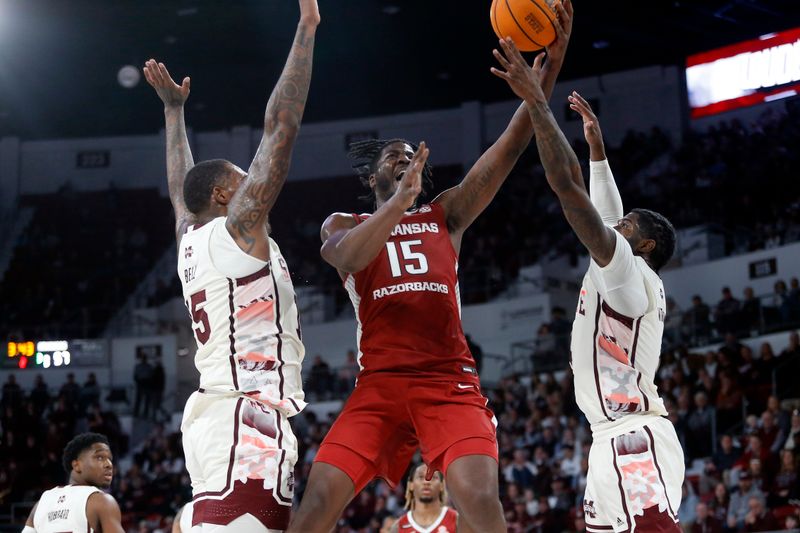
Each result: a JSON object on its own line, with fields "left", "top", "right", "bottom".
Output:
{"left": 644, "top": 425, "right": 679, "bottom": 520}
{"left": 226, "top": 279, "right": 239, "bottom": 390}
{"left": 585, "top": 523, "right": 614, "bottom": 531}
{"left": 269, "top": 273, "right": 299, "bottom": 430}
{"left": 610, "top": 436, "right": 633, "bottom": 532}
{"left": 601, "top": 301, "right": 635, "bottom": 330}
{"left": 192, "top": 477, "right": 291, "bottom": 529}
{"left": 592, "top": 293, "right": 613, "bottom": 422}
{"left": 629, "top": 317, "right": 643, "bottom": 365}
{"left": 193, "top": 397, "right": 243, "bottom": 499}
{"left": 273, "top": 410, "right": 293, "bottom": 504}
{"left": 235, "top": 264, "right": 271, "bottom": 286}
{"left": 636, "top": 373, "right": 650, "bottom": 411}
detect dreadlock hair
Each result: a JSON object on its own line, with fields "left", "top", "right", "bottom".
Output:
{"left": 630, "top": 208, "right": 676, "bottom": 273}
{"left": 348, "top": 139, "right": 434, "bottom": 209}
{"left": 62, "top": 432, "right": 109, "bottom": 473}
{"left": 404, "top": 464, "right": 446, "bottom": 510}
{"left": 184, "top": 159, "right": 235, "bottom": 214}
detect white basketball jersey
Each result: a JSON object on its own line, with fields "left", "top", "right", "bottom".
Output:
{"left": 571, "top": 252, "right": 668, "bottom": 438}
{"left": 177, "top": 217, "right": 306, "bottom": 416}
{"left": 33, "top": 485, "right": 101, "bottom": 533}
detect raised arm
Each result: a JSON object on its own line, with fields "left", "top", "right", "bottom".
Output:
{"left": 434, "top": 0, "right": 573, "bottom": 240}
{"left": 568, "top": 91, "right": 623, "bottom": 226}
{"left": 143, "top": 60, "right": 194, "bottom": 240}
{"left": 519, "top": 56, "right": 617, "bottom": 267}
{"left": 225, "top": 0, "right": 320, "bottom": 261}
{"left": 321, "top": 144, "right": 430, "bottom": 274}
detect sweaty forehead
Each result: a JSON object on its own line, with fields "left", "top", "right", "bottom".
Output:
{"left": 86, "top": 442, "right": 111, "bottom": 456}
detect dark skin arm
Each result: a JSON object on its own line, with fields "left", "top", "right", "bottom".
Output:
{"left": 434, "top": 0, "right": 573, "bottom": 254}
{"left": 516, "top": 55, "right": 617, "bottom": 266}
{"left": 87, "top": 492, "right": 125, "bottom": 533}
{"left": 320, "top": 144, "right": 430, "bottom": 274}
{"left": 225, "top": 0, "right": 320, "bottom": 261}
{"left": 143, "top": 60, "right": 195, "bottom": 241}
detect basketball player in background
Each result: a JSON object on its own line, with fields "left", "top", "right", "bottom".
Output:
{"left": 494, "top": 41, "right": 684, "bottom": 531}
{"left": 286, "top": 3, "right": 573, "bottom": 532}
{"left": 23, "top": 433, "right": 123, "bottom": 533}
{"left": 388, "top": 464, "right": 459, "bottom": 533}
{"left": 143, "top": 0, "right": 319, "bottom": 530}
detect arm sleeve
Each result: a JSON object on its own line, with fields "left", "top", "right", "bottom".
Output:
{"left": 208, "top": 218, "right": 269, "bottom": 278}
{"left": 589, "top": 231, "right": 649, "bottom": 317}
{"left": 589, "top": 159, "right": 624, "bottom": 226}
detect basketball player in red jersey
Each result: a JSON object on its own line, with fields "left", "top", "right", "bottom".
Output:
{"left": 389, "top": 464, "right": 459, "bottom": 533}
{"left": 286, "top": 3, "right": 573, "bottom": 532}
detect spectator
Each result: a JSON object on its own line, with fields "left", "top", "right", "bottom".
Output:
{"left": 714, "top": 287, "right": 741, "bottom": 336}
{"left": 133, "top": 354, "right": 153, "bottom": 418}
{"left": 79, "top": 372, "right": 101, "bottom": 414}
{"left": 687, "top": 391, "right": 715, "bottom": 460}
{"left": 150, "top": 357, "right": 166, "bottom": 422}
{"left": 759, "top": 410, "right": 785, "bottom": 455}
{"left": 770, "top": 449, "right": 798, "bottom": 506}
{"left": 504, "top": 449, "right": 537, "bottom": 490}
{"left": 690, "top": 501, "right": 722, "bottom": 533}
{"left": 740, "top": 287, "right": 761, "bottom": 334}
{"left": 726, "top": 472, "right": 765, "bottom": 530}
{"left": 664, "top": 297, "right": 683, "bottom": 347}
{"left": 685, "top": 295, "right": 712, "bottom": 343}
{"left": 59, "top": 373, "right": 80, "bottom": 410}
{"left": 784, "top": 409, "right": 800, "bottom": 451}
{"left": 1, "top": 375, "right": 23, "bottom": 411}
{"left": 712, "top": 434, "right": 740, "bottom": 475}
{"left": 29, "top": 375, "right": 50, "bottom": 417}
{"left": 769, "top": 280, "right": 791, "bottom": 324}
{"left": 678, "top": 481, "right": 700, "bottom": 527}
{"left": 742, "top": 496, "right": 777, "bottom": 531}
{"left": 308, "top": 355, "right": 333, "bottom": 401}
{"left": 708, "top": 482, "right": 730, "bottom": 525}
{"left": 789, "top": 277, "right": 800, "bottom": 320}
{"left": 715, "top": 371, "right": 742, "bottom": 433}
{"left": 336, "top": 349, "right": 360, "bottom": 396}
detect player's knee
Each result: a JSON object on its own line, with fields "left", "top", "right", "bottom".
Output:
{"left": 451, "top": 480, "right": 499, "bottom": 511}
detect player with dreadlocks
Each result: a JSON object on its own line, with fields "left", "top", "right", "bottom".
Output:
{"left": 387, "top": 464, "right": 459, "bottom": 533}
{"left": 286, "top": 3, "right": 573, "bottom": 532}
{"left": 23, "top": 433, "right": 124, "bottom": 533}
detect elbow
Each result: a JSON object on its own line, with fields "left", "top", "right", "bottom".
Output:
{"left": 320, "top": 243, "right": 361, "bottom": 274}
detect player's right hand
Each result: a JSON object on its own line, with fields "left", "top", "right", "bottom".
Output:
{"left": 143, "top": 59, "right": 190, "bottom": 109}
{"left": 393, "top": 142, "right": 429, "bottom": 210}
{"left": 568, "top": 91, "right": 603, "bottom": 149}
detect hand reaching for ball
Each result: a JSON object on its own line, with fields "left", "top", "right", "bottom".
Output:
{"left": 490, "top": 37, "right": 547, "bottom": 105}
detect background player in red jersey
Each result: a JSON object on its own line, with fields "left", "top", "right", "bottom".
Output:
{"left": 388, "top": 464, "right": 459, "bottom": 533}
{"left": 285, "top": 3, "right": 573, "bottom": 532}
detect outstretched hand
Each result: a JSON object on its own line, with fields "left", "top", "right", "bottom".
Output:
{"left": 143, "top": 59, "right": 190, "bottom": 109}
{"left": 491, "top": 38, "right": 546, "bottom": 104}
{"left": 394, "top": 142, "right": 429, "bottom": 210}
{"left": 568, "top": 91, "right": 604, "bottom": 152}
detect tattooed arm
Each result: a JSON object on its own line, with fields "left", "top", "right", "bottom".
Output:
{"left": 522, "top": 56, "right": 617, "bottom": 267}
{"left": 434, "top": 0, "right": 573, "bottom": 248}
{"left": 143, "top": 60, "right": 195, "bottom": 241}
{"left": 225, "top": 0, "right": 320, "bottom": 261}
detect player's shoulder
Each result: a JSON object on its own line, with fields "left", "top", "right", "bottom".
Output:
{"left": 87, "top": 490, "right": 119, "bottom": 511}
{"left": 322, "top": 212, "right": 362, "bottom": 234}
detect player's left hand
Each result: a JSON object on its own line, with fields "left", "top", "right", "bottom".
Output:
{"left": 143, "top": 59, "right": 190, "bottom": 109}
{"left": 491, "top": 38, "right": 546, "bottom": 104}
{"left": 546, "top": 0, "right": 573, "bottom": 62}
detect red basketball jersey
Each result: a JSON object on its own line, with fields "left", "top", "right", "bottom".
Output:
{"left": 396, "top": 506, "right": 458, "bottom": 532}
{"left": 344, "top": 203, "right": 476, "bottom": 381}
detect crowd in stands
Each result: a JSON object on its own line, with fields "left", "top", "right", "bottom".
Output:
{"left": 3, "top": 325, "right": 799, "bottom": 531}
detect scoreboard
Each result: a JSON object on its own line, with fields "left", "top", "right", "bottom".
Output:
{"left": 5, "top": 339, "right": 109, "bottom": 369}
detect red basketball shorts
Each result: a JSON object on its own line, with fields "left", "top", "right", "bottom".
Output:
{"left": 315, "top": 374, "right": 498, "bottom": 494}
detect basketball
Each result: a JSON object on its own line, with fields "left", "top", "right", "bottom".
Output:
{"left": 490, "top": 0, "right": 557, "bottom": 52}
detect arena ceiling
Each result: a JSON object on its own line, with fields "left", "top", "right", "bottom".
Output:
{"left": 0, "top": 0, "right": 799, "bottom": 139}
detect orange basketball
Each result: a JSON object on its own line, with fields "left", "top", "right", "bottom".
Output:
{"left": 490, "top": 0, "right": 557, "bottom": 52}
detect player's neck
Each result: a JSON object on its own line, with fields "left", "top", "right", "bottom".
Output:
{"left": 412, "top": 502, "right": 443, "bottom": 525}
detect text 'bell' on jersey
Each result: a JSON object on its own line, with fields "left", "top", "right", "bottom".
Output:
{"left": 570, "top": 254, "right": 668, "bottom": 435}
{"left": 345, "top": 203, "right": 476, "bottom": 379}
{"left": 33, "top": 485, "right": 101, "bottom": 533}
{"left": 396, "top": 506, "right": 458, "bottom": 532}
{"left": 177, "top": 218, "right": 305, "bottom": 416}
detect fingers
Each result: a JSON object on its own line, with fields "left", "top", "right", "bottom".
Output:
{"left": 499, "top": 37, "right": 526, "bottom": 67}
{"left": 563, "top": 0, "right": 574, "bottom": 19}
{"left": 182, "top": 77, "right": 191, "bottom": 92}
{"left": 567, "top": 91, "right": 595, "bottom": 118}
{"left": 492, "top": 48, "right": 512, "bottom": 71}
{"left": 490, "top": 67, "right": 511, "bottom": 81}
{"left": 532, "top": 52, "right": 546, "bottom": 73}
{"left": 158, "top": 62, "right": 178, "bottom": 86}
